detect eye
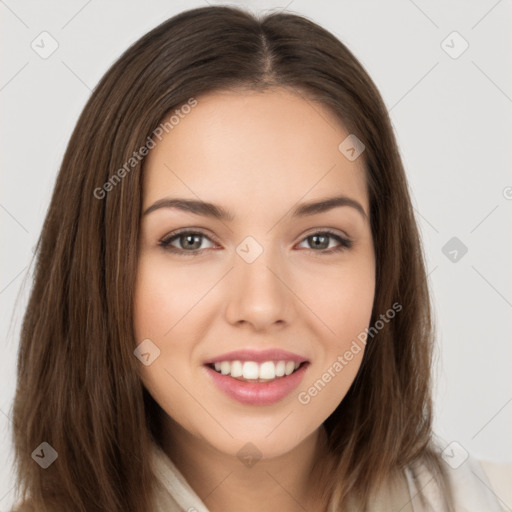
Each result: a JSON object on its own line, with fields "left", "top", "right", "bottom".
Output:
{"left": 297, "top": 230, "right": 353, "bottom": 254}
{"left": 159, "top": 229, "right": 217, "bottom": 255}
{"left": 158, "top": 229, "right": 352, "bottom": 256}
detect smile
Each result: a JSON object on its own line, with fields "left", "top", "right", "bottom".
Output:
{"left": 203, "top": 348, "right": 310, "bottom": 405}
{"left": 208, "top": 360, "right": 302, "bottom": 381}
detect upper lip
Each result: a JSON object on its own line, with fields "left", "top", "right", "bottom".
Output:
{"left": 203, "top": 349, "right": 309, "bottom": 365}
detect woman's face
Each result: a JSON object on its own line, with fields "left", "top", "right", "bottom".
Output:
{"left": 134, "top": 88, "right": 375, "bottom": 459}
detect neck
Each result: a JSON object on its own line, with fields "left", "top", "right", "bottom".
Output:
{"left": 159, "top": 416, "right": 332, "bottom": 512}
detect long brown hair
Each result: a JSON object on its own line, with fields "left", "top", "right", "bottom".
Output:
{"left": 11, "top": 5, "right": 454, "bottom": 511}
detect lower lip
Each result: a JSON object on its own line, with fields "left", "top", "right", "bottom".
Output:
{"left": 204, "top": 363, "right": 309, "bottom": 405}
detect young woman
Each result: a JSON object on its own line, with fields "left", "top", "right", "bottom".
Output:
{"left": 10, "top": 5, "right": 504, "bottom": 512}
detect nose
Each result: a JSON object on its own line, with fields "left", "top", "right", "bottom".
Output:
{"left": 224, "top": 246, "right": 296, "bottom": 331}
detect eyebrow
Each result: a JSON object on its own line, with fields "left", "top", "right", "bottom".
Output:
{"left": 143, "top": 195, "right": 368, "bottom": 222}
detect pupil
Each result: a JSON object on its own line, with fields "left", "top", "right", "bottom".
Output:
{"left": 311, "top": 234, "right": 328, "bottom": 249}
{"left": 183, "top": 234, "right": 201, "bottom": 249}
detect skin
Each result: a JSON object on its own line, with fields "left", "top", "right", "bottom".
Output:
{"left": 134, "top": 87, "right": 375, "bottom": 512}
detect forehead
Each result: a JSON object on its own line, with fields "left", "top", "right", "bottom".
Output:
{"left": 142, "top": 88, "right": 368, "bottom": 217}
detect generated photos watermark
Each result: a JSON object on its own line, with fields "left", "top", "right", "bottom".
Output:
{"left": 297, "top": 301, "right": 402, "bottom": 405}
{"left": 93, "top": 97, "right": 198, "bottom": 199}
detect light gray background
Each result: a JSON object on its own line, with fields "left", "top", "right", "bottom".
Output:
{"left": 1, "top": 0, "right": 511, "bottom": 508}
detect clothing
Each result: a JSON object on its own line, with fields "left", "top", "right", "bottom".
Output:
{"left": 7, "top": 444, "right": 507, "bottom": 511}
{"left": 149, "top": 441, "right": 506, "bottom": 511}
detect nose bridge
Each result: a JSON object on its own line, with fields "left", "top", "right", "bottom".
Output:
{"left": 224, "top": 235, "right": 293, "bottom": 329}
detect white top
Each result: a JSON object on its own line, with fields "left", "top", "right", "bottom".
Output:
{"left": 149, "top": 441, "right": 507, "bottom": 512}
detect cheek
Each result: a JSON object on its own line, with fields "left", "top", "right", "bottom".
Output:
{"left": 133, "top": 256, "right": 213, "bottom": 421}
{"left": 133, "top": 255, "right": 211, "bottom": 341}
{"left": 306, "top": 276, "right": 374, "bottom": 330}
{"left": 297, "top": 284, "right": 370, "bottom": 416}
{"left": 295, "top": 255, "right": 374, "bottom": 408}
{"left": 133, "top": 258, "right": 202, "bottom": 434}
{"left": 299, "top": 254, "right": 375, "bottom": 341}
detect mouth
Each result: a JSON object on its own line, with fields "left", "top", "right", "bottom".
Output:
{"left": 203, "top": 356, "right": 310, "bottom": 405}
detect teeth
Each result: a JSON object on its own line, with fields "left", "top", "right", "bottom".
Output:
{"left": 210, "top": 360, "right": 304, "bottom": 380}
{"left": 287, "top": 361, "right": 298, "bottom": 375}
{"left": 220, "top": 361, "right": 231, "bottom": 375}
{"left": 242, "top": 361, "right": 259, "bottom": 379}
{"left": 259, "top": 361, "right": 275, "bottom": 379}
{"left": 230, "top": 360, "right": 243, "bottom": 377}
{"left": 275, "top": 361, "right": 286, "bottom": 377}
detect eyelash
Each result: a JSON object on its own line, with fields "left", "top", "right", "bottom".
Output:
{"left": 158, "top": 228, "right": 353, "bottom": 256}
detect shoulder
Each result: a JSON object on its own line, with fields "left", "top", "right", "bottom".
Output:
{"left": 479, "top": 459, "right": 512, "bottom": 511}
{"left": 405, "top": 452, "right": 506, "bottom": 512}
{"left": 445, "top": 455, "right": 506, "bottom": 511}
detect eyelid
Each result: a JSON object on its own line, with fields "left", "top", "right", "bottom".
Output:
{"left": 301, "top": 226, "right": 351, "bottom": 241}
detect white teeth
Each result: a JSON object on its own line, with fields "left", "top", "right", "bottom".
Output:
{"left": 275, "top": 361, "right": 286, "bottom": 377}
{"left": 259, "top": 361, "right": 275, "bottom": 379}
{"left": 285, "top": 361, "right": 295, "bottom": 376}
{"left": 242, "top": 361, "right": 259, "bottom": 379}
{"left": 209, "top": 359, "right": 304, "bottom": 380}
{"left": 230, "top": 360, "right": 243, "bottom": 377}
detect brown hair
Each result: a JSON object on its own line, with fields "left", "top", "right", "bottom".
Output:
{"left": 11, "top": 5, "right": 454, "bottom": 511}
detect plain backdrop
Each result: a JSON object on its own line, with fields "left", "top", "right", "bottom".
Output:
{"left": 1, "top": 0, "right": 511, "bottom": 508}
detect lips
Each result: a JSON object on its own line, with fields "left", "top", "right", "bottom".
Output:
{"left": 203, "top": 348, "right": 309, "bottom": 365}
{"left": 203, "top": 348, "right": 310, "bottom": 405}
